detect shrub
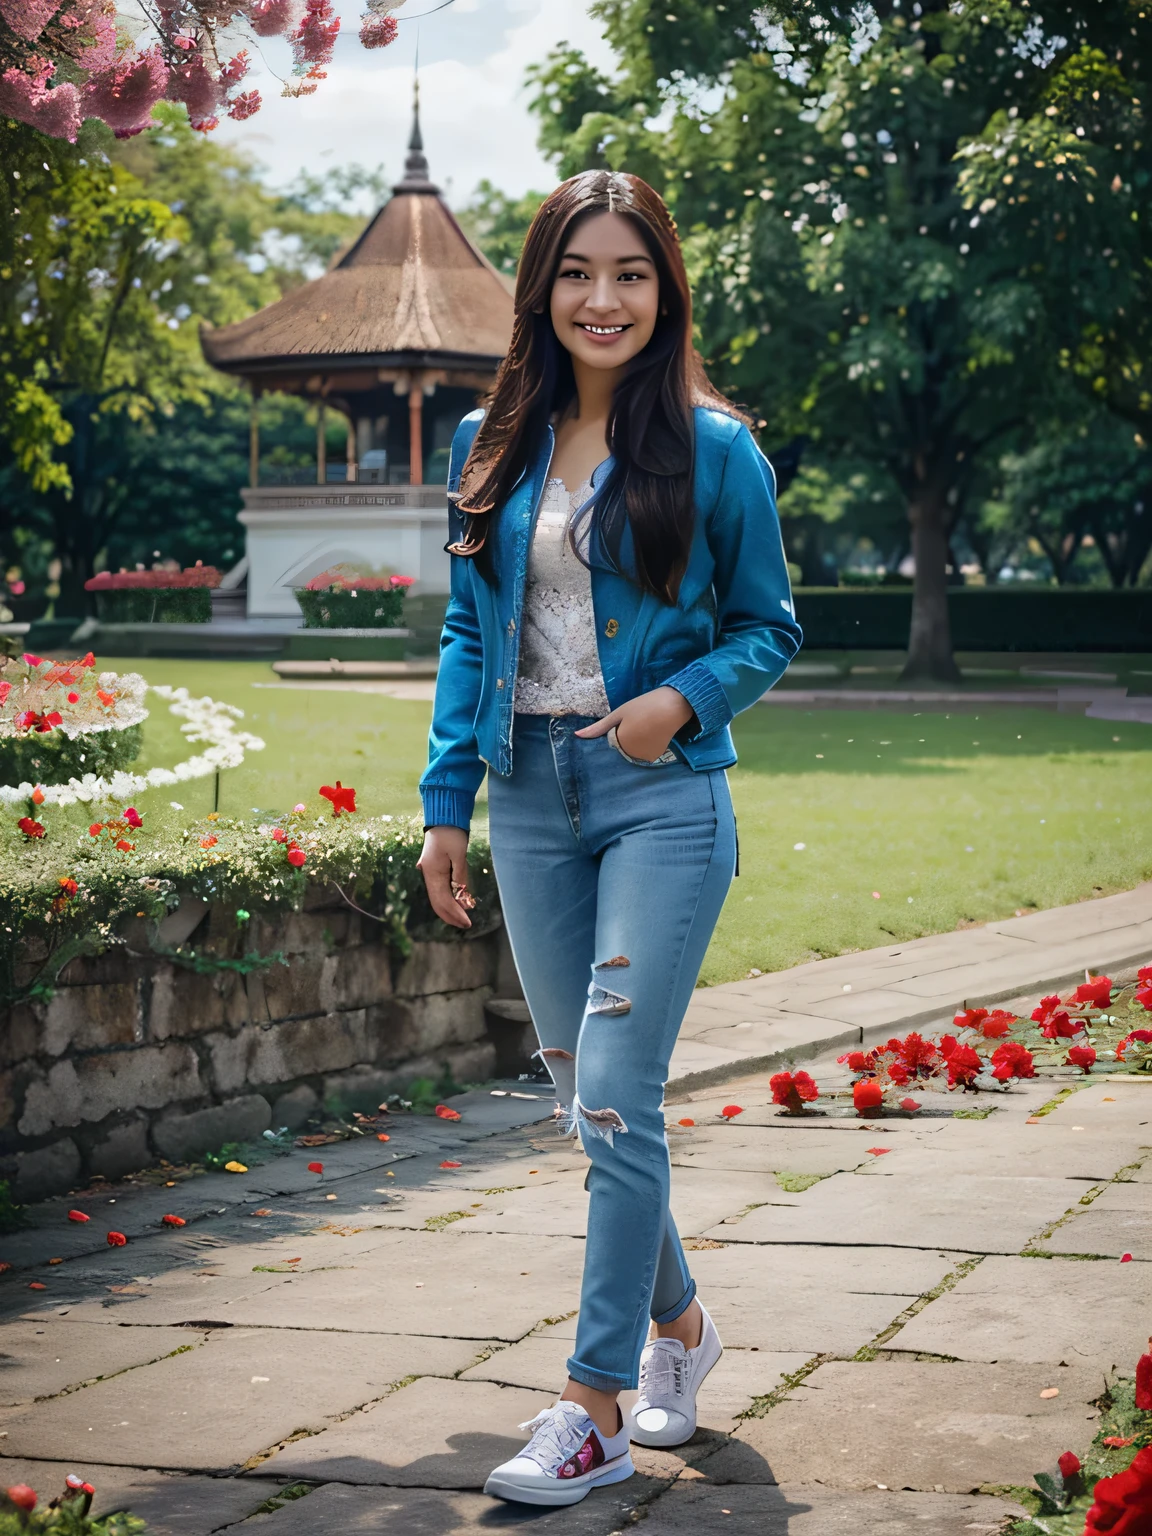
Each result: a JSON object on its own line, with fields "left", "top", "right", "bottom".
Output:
{"left": 0, "top": 657, "right": 147, "bottom": 787}
{"left": 85, "top": 565, "right": 221, "bottom": 625}
{"left": 294, "top": 568, "right": 413, "bottom": 629}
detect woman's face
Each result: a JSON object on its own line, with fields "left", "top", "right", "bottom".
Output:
{"left": 549, "top": 210, "right": 660, "bottom": 374}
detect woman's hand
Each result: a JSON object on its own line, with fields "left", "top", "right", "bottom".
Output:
{"left": 417, "top": 825, "right": 474, "bottom": 930}
{"left": 574, "top": 686, "right": 694, "bottom": 762}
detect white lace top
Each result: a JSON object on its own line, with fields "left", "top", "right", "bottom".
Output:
{"left": 514, "top": 477, "right": 611, "bottom": 718}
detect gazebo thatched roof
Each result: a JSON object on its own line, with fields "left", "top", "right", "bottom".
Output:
{"left": 200, "top": 106, "right": 514, "bottom": 383}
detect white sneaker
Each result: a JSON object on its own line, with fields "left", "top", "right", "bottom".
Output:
{"left": 484, "top": 1399, "right": 634, "bottom": 1506}
{"left": 628, "top": 1305, "right": 723, "bottom": 1447}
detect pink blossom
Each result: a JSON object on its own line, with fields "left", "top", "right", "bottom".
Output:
{"left": 167, "top": 53, "right": 221, "bottom": 130}
{"left": 248, "top": 0, "right": 297, "bottom": 36}
{"left": 227, "top": 88, "right": 261, "bottom": 119}
{"left": 219, "top": 50, "right": 250, "bottom": 86}
{"left": 0, "top": 0, "right": 61, "bottom": 45}
{"left": 84, "top": 46, "right": 168, "bottom": 138}
{"left": 292, "top": 0, "right": 339, "bottom": 69}
{"left": 74, "top": 4, "right": 117, "bottom": 73}
{"left": 359, "top": 11, "right": 397, "bottom": 48}
{"left": 0, "top": 59, "right": 82, "bottom": 141}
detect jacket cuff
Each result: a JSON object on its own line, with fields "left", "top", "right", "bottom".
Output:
{"left": 662, "top": 661, "right": 733, "bottom": 740}
{"left": 420, "top": 785, "right": 475, "bottom": 832}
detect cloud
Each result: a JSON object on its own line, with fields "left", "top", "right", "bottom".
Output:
{"left": 217, "top": 0, "right": 615, "bottom": 203}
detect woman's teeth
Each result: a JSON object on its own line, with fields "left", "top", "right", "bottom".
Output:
{"left": 581, "top": 324, "right": 626, "bottom": 334}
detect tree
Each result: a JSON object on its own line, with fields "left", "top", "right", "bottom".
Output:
{"left": 0, "top": 0, "right": 401, "bottom": 143}
{"left": 0, "top": 108, "right": 382, "bottom": 609}
{"left": 457, "top": 181, "right": 545, "bottom": 277}
{"left": 523, "top": 1, "right": 1150, "bottom": 677}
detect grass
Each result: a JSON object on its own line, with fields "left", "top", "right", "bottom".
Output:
{"left": 96, "top": 658, "right": 1152, "bottom": 986}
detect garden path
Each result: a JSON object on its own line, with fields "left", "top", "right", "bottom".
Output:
{"left": 1, "top": 914, "right": 1150, "bottom": 1533}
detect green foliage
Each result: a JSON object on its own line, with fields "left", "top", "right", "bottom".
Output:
{"left": 0, "top": 1486, "right": 144, "bottom": 1534}
{"left": 0, "top": 722, "right": 142, "bottom": 788}
{"left": 95, "top": 590, "right": 211, "bottom": 624}
{"left": 458, "top": 181, "right": 545, "bottom": 276}
{"left": 295, "top": 586, "right": 406, "bottom": 630}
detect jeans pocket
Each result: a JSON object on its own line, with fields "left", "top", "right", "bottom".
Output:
{"left": 606, "top": 725, "right": 677, "bottom": 767}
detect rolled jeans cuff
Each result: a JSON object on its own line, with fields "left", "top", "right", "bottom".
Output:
{"left": 565, "top": 1356, "right": 636, "bottom": 1394}
{"left": 651, "top": 1276, "right": 697, "bottom": 1327}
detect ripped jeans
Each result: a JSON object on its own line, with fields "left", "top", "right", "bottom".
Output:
{"left": 487, "top": 713, "right": 736, "bottom": 1393}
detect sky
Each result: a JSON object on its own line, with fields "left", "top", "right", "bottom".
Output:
{"left": 216, "top": 0, "right": 616, "bottom": 209}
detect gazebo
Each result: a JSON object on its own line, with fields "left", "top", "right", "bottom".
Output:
{"left": 201, "top": 91, "right": 513, "bottom": 618}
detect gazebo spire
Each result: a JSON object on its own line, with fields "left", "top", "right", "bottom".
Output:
{"left": 394, "top": 75, "right": 436, "bottom": 193}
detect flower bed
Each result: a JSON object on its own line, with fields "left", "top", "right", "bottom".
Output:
{"left": 294, "top": 567, "right": 413, "bottom": 629}
{"left": 85, "top": 564, "right": 221, "bottom": 625}
{"left": 0, "top": 654, "right": 146, "bottom": 786}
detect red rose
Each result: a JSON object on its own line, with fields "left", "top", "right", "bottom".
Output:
{"left": 770, "top": 1071, "right": 819, "bottom": 1113}
{"left": 6, "top": 1486, "right": 36, "bottom": 1512}
{"left": 887, "top": 1062, "right": 910, "bottom": 1086}
{"left": 287, "top": 846, "right": 306, "bottom": 867}
{"left": 979, "top": 1009, "right": 1016, "bottom": 1038}
{"left": 1073, "top": 974, "right": 1112, "bottom": 1009}
{"left": 1041, "top": 1010, "right": 1080, "bottom": 1040}
{"left": 991, "top": 1041, "right": 1035, "bottom": 1081}
{"left": 272, "top": 827, "right": 287, "bottom": 842}
{"left": 946, "top": 1043, "right": 983, "bottom": 1087}
{"left": 838, "top": 1050, "right": 868, "bottom": 1072}
{"left": 319, "top": 780, "right": 357, "bottom": 816}
{"left": 17, "top": 817, "right": 45, "bottom": 839}
{"left": 1066, "top": 1044, "right": 1097, "bottom": 1075}
{"left": 1059, "top": 1451, "right": 1081, "bottom": 1480}
{"left": 1084, "top": 1445, "right": 1152, "bottom": 1534}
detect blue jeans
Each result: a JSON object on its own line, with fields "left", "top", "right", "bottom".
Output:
{"left": 487, "top": 714, "right": 737, "bottom": 1393}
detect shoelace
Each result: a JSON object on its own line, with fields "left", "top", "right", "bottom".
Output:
{"left": 638, "top": 1339, "right": 688, "bottom": 1403}
{"left": 517, "top": 1405, "right": 590, "bottom": 1472}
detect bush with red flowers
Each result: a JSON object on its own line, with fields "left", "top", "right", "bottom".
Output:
{"left": 294, "top": 566, "right": 414, "bottom": 629}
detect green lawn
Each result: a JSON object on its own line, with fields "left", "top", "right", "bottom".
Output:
{"left": 104, "top": 658, "right": 1152, "bottom": 986}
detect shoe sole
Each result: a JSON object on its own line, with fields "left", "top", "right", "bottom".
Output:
{"left": 484, "top": 1452, "right": 634, "bottom": 1506}
{"left": 629, "top": 1334, "right": 724, "bottom": 1449}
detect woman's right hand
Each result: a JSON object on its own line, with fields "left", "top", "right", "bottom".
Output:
{"left": 417, "top": 825, "right": 474, "bottom": 930}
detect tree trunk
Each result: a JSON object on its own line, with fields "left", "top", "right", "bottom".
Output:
{"left": 901, "top": 490, "right": 961, "bottom": 683}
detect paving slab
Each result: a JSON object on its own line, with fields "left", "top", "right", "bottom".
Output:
{"left": 0, "top": 1327, "right": 482, "bottom": 1472}
{"left": 209, "top": 1230, "right": 586, "bottom": 1340}
{"left": 0, "top": 1463, "right": 271, "bottom": 1535}
{"left": 38, "top": 1267, "right": 295, "bottom": 1328}
{"left": 0, "top": 1319, "right": 204, "bottom": 1406}
{"left": 637, "top": 1482, "right": 1027, "bottom": 1534}
{"left": 851, "top": 1126, "right": 1145, "bottom": 1183}
{"left": 670, "top": 1131, "right": 874, "bottom": 1177}
{"left": 223, "top": 1478, "right": 663, "bottom": 1534}
{"left": 1038, "top": 1203, "right": 1152, "bottom": 1259}
{"left": 887, "top": 1254, "right": 1152, "bottom": 1370}
{"left": 710, "top": 1171, "right": 1080, "bottom": 1253}
{"left": 462, "top": 1338, "right": 809, "bottom": 1432}
{"left": 1038, "top": 1079, "right": 1152, "bottom": 1131}
{"left": 705, "top": 1359, "right": 1105, "bottom": 1492}
{"left": 261, "top": 1377, "right": 554, "bottom": 1487}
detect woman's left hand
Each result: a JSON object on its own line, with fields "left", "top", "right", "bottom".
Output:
{"left": 574, "top": 686, "right": 694, "bottom": 762}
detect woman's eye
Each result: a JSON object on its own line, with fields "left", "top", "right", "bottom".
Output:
{"left": 559, "top": 267, "right": 588, "bottom": 280}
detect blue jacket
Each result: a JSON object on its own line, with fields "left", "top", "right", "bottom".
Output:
{"left": 419, "top": 405, "right": 802, "bottom": 831}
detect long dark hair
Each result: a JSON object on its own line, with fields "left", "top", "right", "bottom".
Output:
{"left": 449, "top": 170, "right": 741, "bottom": 604}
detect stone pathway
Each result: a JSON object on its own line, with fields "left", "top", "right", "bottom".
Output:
{"left": 2, "top": 930, "right": 1151, "bottom": 1533}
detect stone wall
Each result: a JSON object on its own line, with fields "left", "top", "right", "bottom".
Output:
{"left": 2, "top": 889, "right": 519, "bottom": 1202}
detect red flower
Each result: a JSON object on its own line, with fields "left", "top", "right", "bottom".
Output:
{"left": 770, "top": 1071, "right": 819, "bottom": 1113}
{"left": 21, "top": 654, "right": 43, "bottom": 667}
{"left": 115, "top": 839, "right": 134, "bottom": 853}
{"left": 1066, "top": 1044, "right": 1097, "bottom": 1075}
{"left": 389, "top": 574, "right": 415, "bottom": 587}
{"left": 57, "top": 878, "right": 78, "bottom": 899}
{"left": 1116, "top": 1030, "right": 1152, "bottom": 1062}
{"left": 1040, "top": 1010, "right": 1080, "bottom": 1040}
{"left": 123, "top": 807, "right": 142, "bottom": 828}
{"left": 853, "top": 1079, "right": 883, "bottom": 1114}
{"left": 1059, "top": 1451, "right": 1082, "bottom": 1480}
{"left": 894, "top": 1032, "right": 941, "bottom": 1075}
{"left": 946, "top": 1043, "right": 983, "bottom": 1088}
{"left": 1031, "top": 994, "right": 1063, "bottom": 1023}
{"left": 89, "top": 823, "right": 103, "bottom": 837}
{"left": 13, "top": 710, "right": 37, "bottom": 731}
{"left": 17, "top": 817, "right": 45, "bottom": 839}
{"left": 30, "top": 786, "right": 44, "bottom": 805}
{"left": 979, "top": 1009, "right": 1016, "bottom": 1039}
{"left": 106, "top": 1231, "right": 127, "bottom": 1246}
{"left": 887, "top": 1062, "right": 910, "bottom": 1086}
{"left": 67, "top": 691, "right": 79, "bottom": 703}
{"left": 1105, "top": 1437, "right": 1139, "bottom": 1450}
{"left": 440, "top": 1160, "right": 462, "bottom": 1169}
{"left": 6, "top": 1486, "right": 36, "bottom": 1512}
{"left": 287, "top": 846, "right": 306, "bottom": 867}
{"left": 79, "top": 652, "right": 95, "bottom": 668}
{"left": 272, "top": 827, "right": 287, "bottom": 842}
{"left": 1136, "top": 979, "right": 1152, "bottom": 1012}
{"left": 96, "top": 689, "right": 115, "bottom": 707}
{"left": 67, "top": 1210, "right": 89, "bottom": 1223}
{"left": 954, "top": 1007, "right": 988, "bottom": 1031}
{"left": 838, "top": 1050, "right": 868, "bottom": 1072}
{"left": 1073, "top": 974, "right": 1112, "bottom": 1009}
{"left": 899, "top": 1097, "right": 921, "bottom": 1112}
{"left": 200, "top": 836, "right": 218, "bottom": 849}
{"left": 434, "top": 1105, "right": 462, "bottom": 1121}
{"left": 161, "top": 1215, "right": 186, "bottom": 1227}
{"left": 939, "top": 1034, "right": 959, "bottom": 1057}
{"left": 319, "top": 780, "right": 357, "bottom": 816}
{"left": 0, "top": 681, "right": 8, "bottom": 705}
{"left": 1084, "top": 1445, "right": 1152, "bottom": 1534}
{"left": 720, "top": 1104, "right": 744, "bottom": 1120}
{"left": 991, "top": 1041, "right": 1035, "bottom": 1081}
{"left": 1137, "top": 1336, "right": 1152, "bottom": 1412}
{"left": 307, "top": 1161, "right": 323, "bottom": 1174}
